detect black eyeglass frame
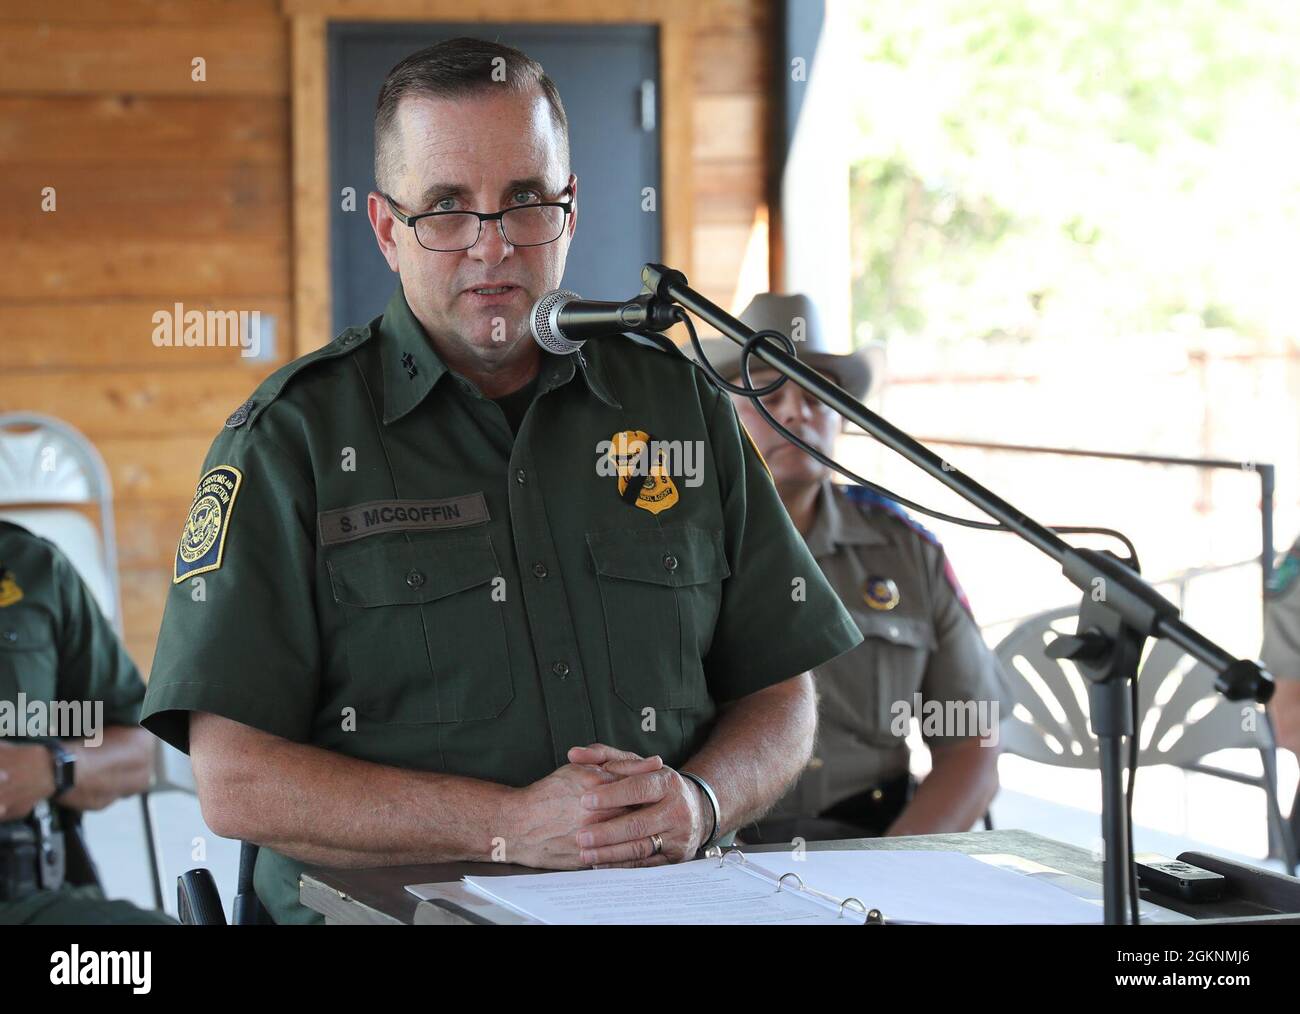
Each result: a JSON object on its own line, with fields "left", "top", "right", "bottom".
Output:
{"left": 380, "top": 182, "right": 576, "bottom": 252}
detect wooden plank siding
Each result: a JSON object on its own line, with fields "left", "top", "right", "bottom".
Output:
{"left": 1, "top": 0, "right": 773, "bottom": 676}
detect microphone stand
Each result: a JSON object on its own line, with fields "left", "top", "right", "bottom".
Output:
{"left": 639, "top": 262, "right": 1276, "bottom": 925}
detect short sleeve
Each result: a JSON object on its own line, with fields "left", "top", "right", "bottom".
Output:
{"left": 701, "top": 392, "right": 863, "bottom": 701}
{"left": 52, "top": 550, "right": 145, "bottom": 728}
{"left": 141, "top": 424, "right": 321, "bottom": 753}
{"left": 919, "top": 544, "right": 1010, "bottom": 742}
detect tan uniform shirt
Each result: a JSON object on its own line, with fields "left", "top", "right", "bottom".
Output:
{"left": 766, "top": 480, "right": 1008, "bottom": 820}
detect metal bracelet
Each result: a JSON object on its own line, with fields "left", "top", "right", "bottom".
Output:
{"left": 679, "top": 770, "right": 721, "bottom": 849}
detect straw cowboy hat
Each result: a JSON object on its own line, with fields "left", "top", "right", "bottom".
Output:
{"left": 685, "top": 292, "right": 875, "bottom": 400}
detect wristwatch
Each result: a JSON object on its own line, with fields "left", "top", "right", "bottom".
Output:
{"left": 33, "top": 739, "right": 76, "bottom": 799}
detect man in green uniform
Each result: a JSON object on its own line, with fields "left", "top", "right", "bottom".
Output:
{"left": 1260, "top": 535, "right": 1300, "bottom": 760}
{"left": 691, "top": 294, "right": 1006, "bottom": 845}
{"left": 0, "top": 520, "right": 170, "bottom": 924}
{"left": 141, "top": 38, "right": 863, "bottom": 923}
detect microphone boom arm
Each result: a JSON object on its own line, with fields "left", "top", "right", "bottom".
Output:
{"left": 641, "top": 261, "right": 1275, "bottom": 926}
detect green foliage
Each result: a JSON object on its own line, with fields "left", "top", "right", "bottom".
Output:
{"left": 847, "top": 0, "right": 1300, "bottom": 348}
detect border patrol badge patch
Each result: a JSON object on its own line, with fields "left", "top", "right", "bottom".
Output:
{"left": 607, "top": 430, "right": 679, "bottom": 515}
{"left": 0, "top": 570, "right": 22, "bottom": 608}
{"left": 863, "top": 576, "right": 900, "bottom": 611}
{"left": 173, "top": 465, "right": 243, "bottom": 583}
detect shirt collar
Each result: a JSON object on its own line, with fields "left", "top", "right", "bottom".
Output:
{"left": 804, "top": 478, "right": 889, "bottom": 559}
{"left": 379, "top": 285, "right": 622, "bottom": 425}
{"left": 379, "top": 285, "right": 447, "bottom": 425}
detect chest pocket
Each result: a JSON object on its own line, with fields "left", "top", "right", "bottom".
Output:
{"left": 587, "top": 525, "right": 731, "bottom": 713}
{"left": 0, "top": 607, "right": 59, "bottom": 710}
{"left": 327, "top": 535, "right": 512, "bottom": 724}
{"left": 826, "top": 610, "right": 935, "bottom": 748}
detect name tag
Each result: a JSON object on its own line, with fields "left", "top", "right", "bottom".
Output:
{"left": 318, "top": 494, "right": 490, "bottom": 545}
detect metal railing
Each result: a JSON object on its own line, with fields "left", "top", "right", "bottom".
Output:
{"left": 911, "top": 437, "right": 1277, "bottom": 609}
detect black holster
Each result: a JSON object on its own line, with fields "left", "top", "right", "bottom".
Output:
{"left": 0, "top": 801, "right": 66, "bottom": 902}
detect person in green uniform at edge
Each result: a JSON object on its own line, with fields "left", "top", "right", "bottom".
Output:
{"left": 1260, "top": 535, "right": 1300, "bottom": 761}
{"left": 140, "top": 37, "right": 864, "bottom": 924}
{"left": 0, "top": 520, "right": 172, "bottom": 924}
{"left": 689, "top": 294, "right": 1007, "bottom": 846}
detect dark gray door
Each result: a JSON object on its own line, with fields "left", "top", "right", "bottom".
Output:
{"left": 328, "top": 22, "right": 661, "bottom": 334}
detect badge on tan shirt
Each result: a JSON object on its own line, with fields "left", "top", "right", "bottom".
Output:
{"left": 0, "top": 571, "right": 22, "bottom": 607}
{"left": 606, "top": 430, "right": 679, "bottom": 515}
{"left": 863, "top": 576, "right": 900, "bottom": 610}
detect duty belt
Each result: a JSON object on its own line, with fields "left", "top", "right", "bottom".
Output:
{"left": 0, "top": 801, "right": 65, "bottom": 902}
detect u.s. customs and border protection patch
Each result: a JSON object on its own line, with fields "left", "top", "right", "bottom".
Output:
{"left": 173, "top": 465, "right": 243, "bottom": 583}
{"left": 607, "top": 430, "right": 679, "bottom": 515}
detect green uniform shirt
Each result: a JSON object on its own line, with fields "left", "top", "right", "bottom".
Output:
{"left": 141, "top": 285, "right": 864, "bottom": 924}
{"left": 0, "top": 521, "right": 155, "bottom": 924}
{"left": 0, "top": 521, "right": 144, "bottom": 738}
{"left": 765, "top": 481, "right": 1008, "bottom": 821}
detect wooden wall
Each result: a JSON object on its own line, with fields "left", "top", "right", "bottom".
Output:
{"left": 0, "top": 0, "right": 772, "bottom": 676}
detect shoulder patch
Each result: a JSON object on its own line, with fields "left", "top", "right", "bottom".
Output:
{"left": 1267, "top": 547, "right": 1300, "bottom": 600}
{"left": 173, "top": 465, "right": 243, "bottom": 584}
{"left": 840, "top": 483, "right": 972, "bottom": 614}
{"left": 238, "top": 321, "right": 377, "bottom": 429}
{"left": 839, "top": 483, "right": 941, "bottom": 547}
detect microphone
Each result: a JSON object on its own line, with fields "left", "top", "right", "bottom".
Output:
{"left": 530, "top": 289, "right": 679, "bottom": 354}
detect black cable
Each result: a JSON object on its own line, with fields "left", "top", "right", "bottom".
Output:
{"left": 675, "top": 308, "right": 1142, "bottom": 566}
{"left": 678, "top": 307, "right": 1151, "bottom": 923}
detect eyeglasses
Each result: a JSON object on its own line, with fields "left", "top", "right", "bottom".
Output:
{"left": 381, "top": 184, "right": 575, "bottom": 253}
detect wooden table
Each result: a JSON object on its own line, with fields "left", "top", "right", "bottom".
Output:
{"left": 299, "top": 828, "right": 1297, "bottom": 925}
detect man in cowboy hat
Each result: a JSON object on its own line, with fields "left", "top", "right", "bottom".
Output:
{"left": 689, "top": 293, "right": 1007, "bottom": 844}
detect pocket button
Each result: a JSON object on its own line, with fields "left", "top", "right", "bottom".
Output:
{"left": 663, "top": 554, "right": 678, "bottom": 571}
{"left": 405, "top": 569, "right": 425, "bottom": 589}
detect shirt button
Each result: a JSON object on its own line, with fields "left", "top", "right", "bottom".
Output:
{"left": 551, "top": 661, "right": 570, "bottom": 679}
{"left": 807, "top": 756, "right": 824, "bottom": 770}
{"left": 515, "top": 469, "right": 527, "bottom": 485}
{"left": 871, "top": 788, "right": 884, "bottom": 802}
{"left": 532, "top": 563, "right": 548, "bottom": 579}
{"left": 662, "top": 554, "right": 678, "bottom": 571}
{"left": 888, "top": 624, "right": 900, "bottom": 639}
{"left": 405, "top": 569, "right": 425, "bottom": 589}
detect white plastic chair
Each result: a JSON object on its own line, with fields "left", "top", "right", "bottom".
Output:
{"left": 0, "top": 412, "right": 195, "bottom": 909}
{"left": 996, "top": 605, "right": 1297, "bottom": 873}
